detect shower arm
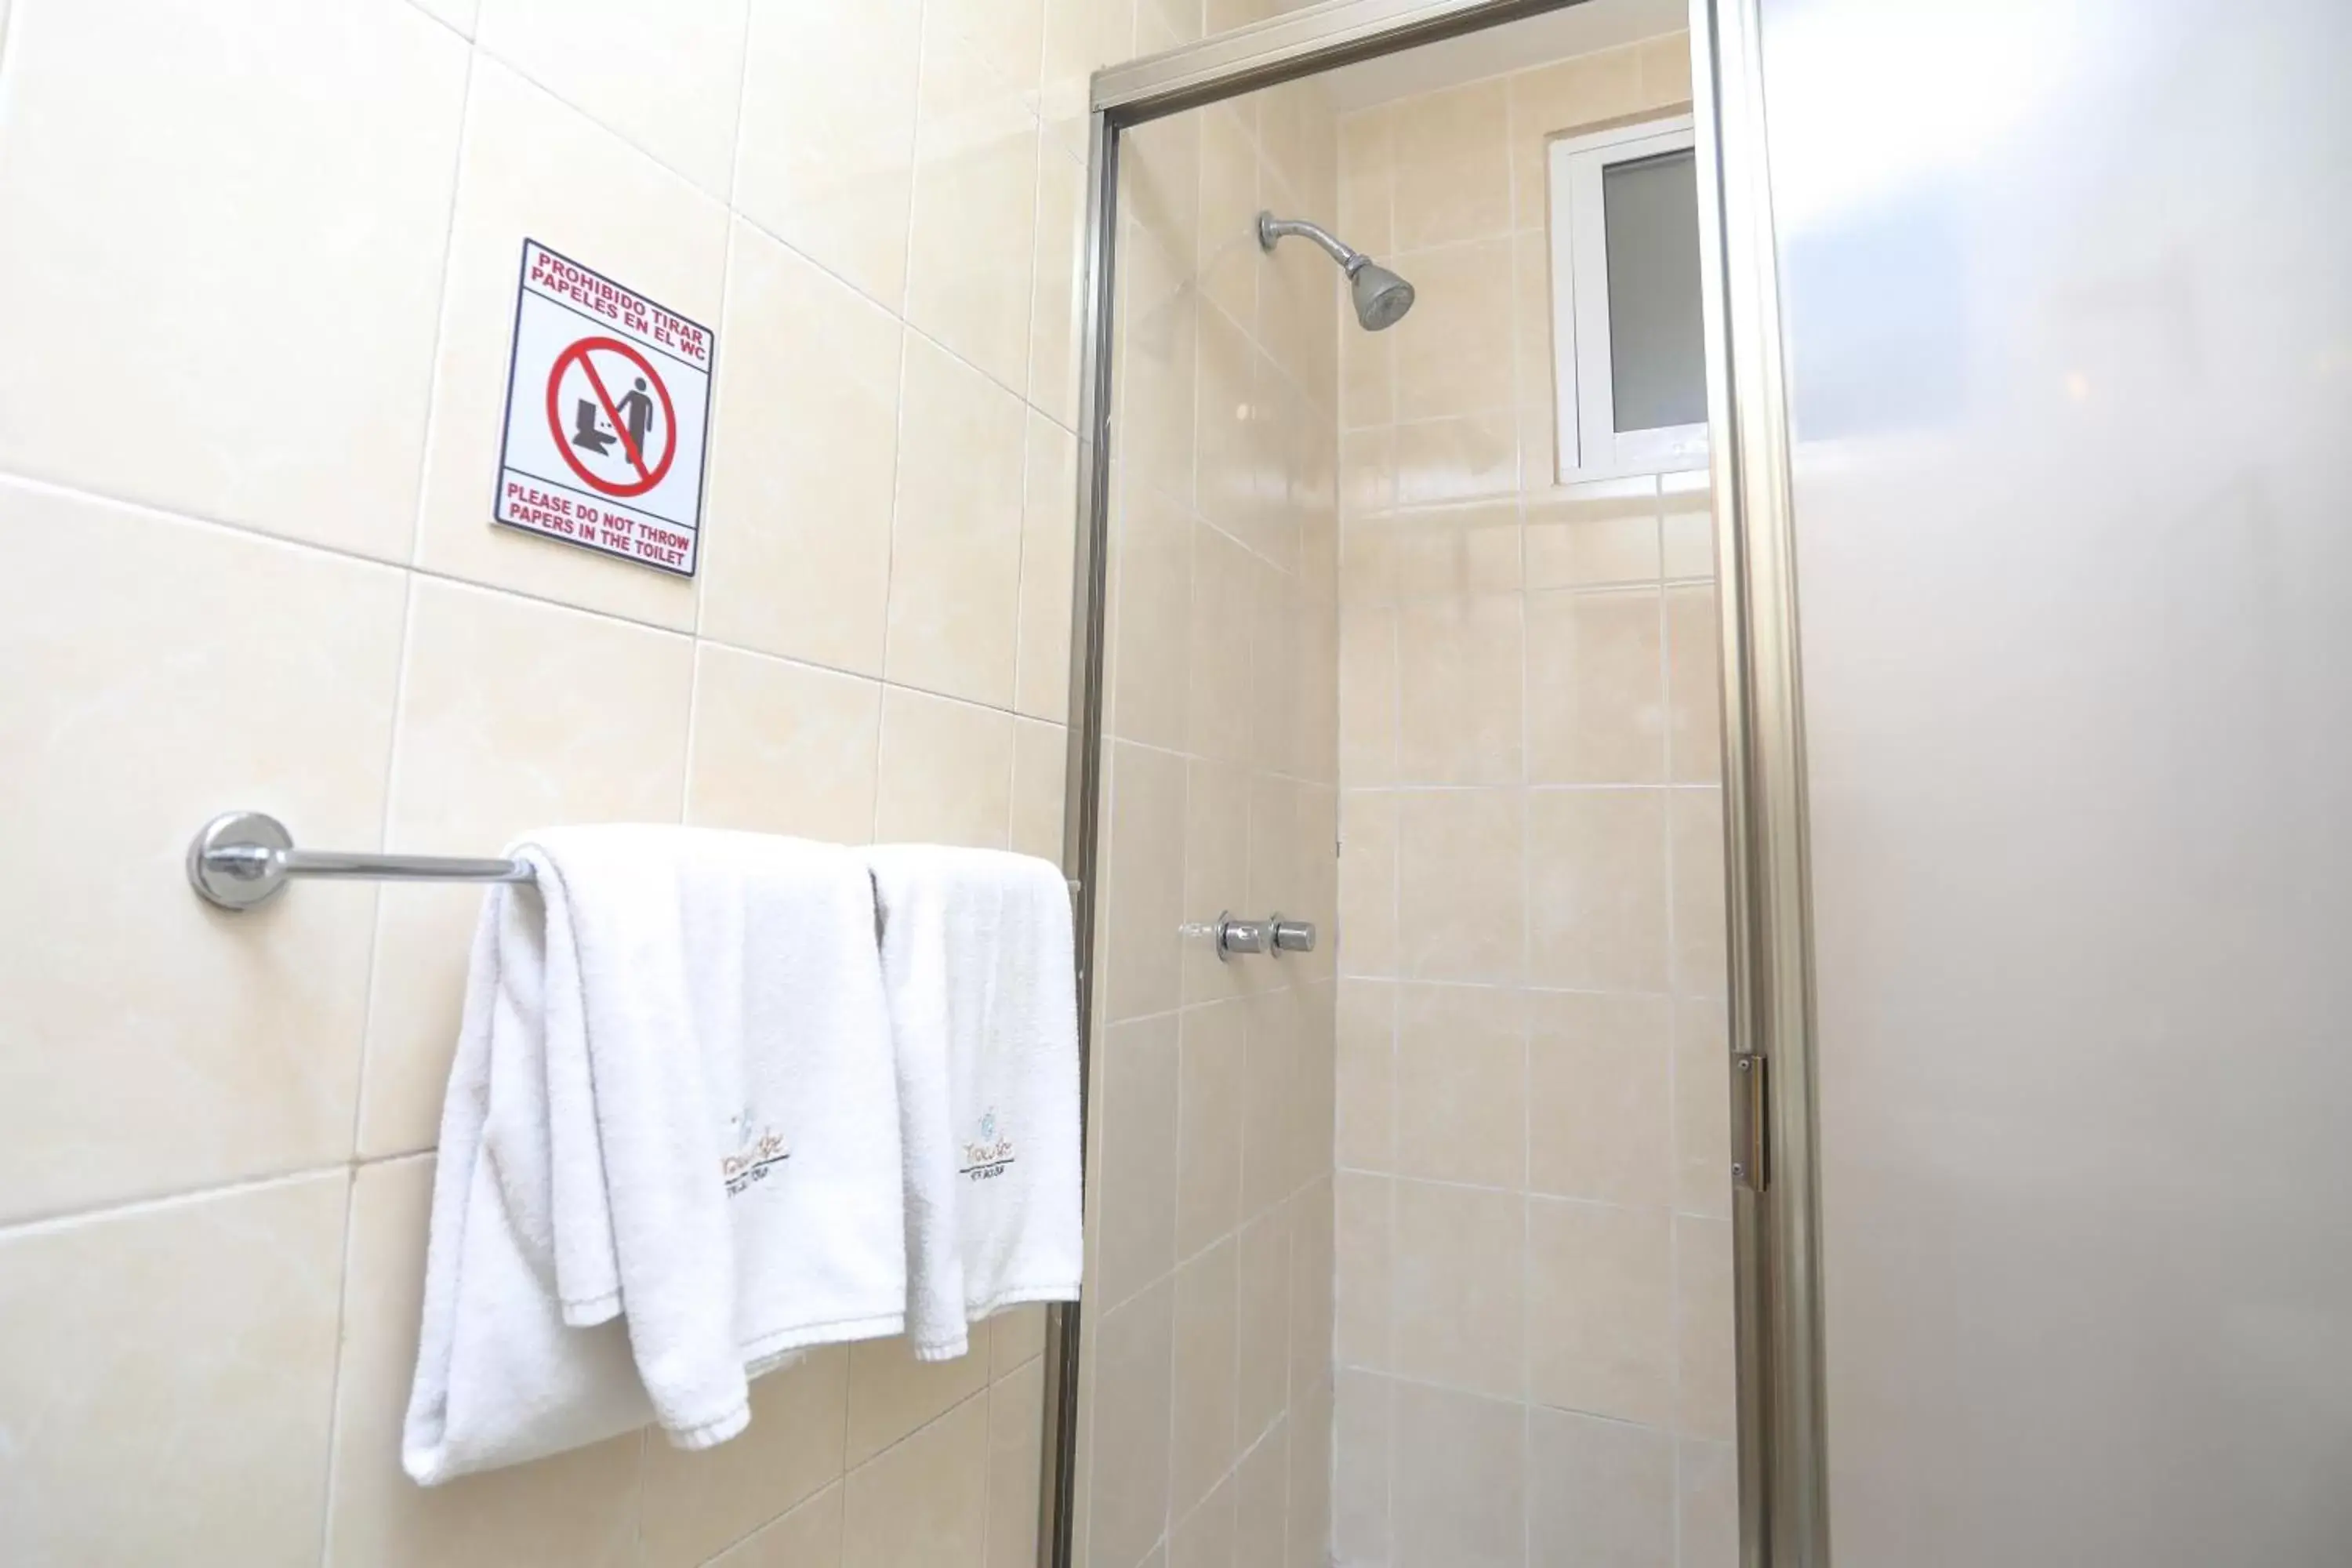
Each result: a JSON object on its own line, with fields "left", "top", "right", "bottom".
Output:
{"left": 1257, "top": 213, "right": 1367, "bottom": 274}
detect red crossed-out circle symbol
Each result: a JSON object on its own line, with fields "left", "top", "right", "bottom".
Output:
{"left": 545, "top": 336, "right": 677, "bottom": 498}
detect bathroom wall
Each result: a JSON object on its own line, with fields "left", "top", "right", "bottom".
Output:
{"left": 0, "top": 0, "right": 1156, "bottom": 1563}
{"left": 1073, "top": 15, "right": 1343, "bottom": 1568}
{"left": 1327, "top": 34, "right": 1743, "bottom": 1568}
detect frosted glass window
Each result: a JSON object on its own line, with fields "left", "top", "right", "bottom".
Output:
{"left": 1546, "top": 117, "right": 1708, "bottom": 481}
{"left": 1602, "top": 148, "right": 1706, "bottom": 431}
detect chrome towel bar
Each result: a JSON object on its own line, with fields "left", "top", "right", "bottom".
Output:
{"left": 188, "top": 810, "right": 1087, "bottom": 913}
{"left": 189, "top": 810, "right": 535, "bottom": 911}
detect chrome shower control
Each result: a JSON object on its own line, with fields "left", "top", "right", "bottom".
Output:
{"left": 1214, "top": 913, "right": 1272, "bottom": 961}
{"left": 1269, "top": 916, "right": 1316, "bottom": 955}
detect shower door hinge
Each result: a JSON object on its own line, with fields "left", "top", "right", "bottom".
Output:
{"left": 1732, "top": 1054, "right": 1769, "bottom": 1192}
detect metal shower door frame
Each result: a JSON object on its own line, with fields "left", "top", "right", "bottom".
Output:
{"left": 1043, "top": 2, "right": 1830, "bottom": 1564}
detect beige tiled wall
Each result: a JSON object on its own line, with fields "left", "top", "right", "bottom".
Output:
{"left": 0, "top": 0, "right": 1157, "bottom": 1563}
{"left": 1073, "top": 14, "right": 1342, "bottom": 1566}
{"left": 1328, "top": 33, "right": 1743, "bottom": 1568}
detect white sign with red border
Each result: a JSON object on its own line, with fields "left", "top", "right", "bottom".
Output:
{"left": 494, "top": 239, "right": 713, "bottom": 576}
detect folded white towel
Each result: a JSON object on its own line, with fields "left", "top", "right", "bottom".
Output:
{"left": 868, "top": 846, "right": 1083, "bottom": 1362}
{"left": 404, "top": 827, "right": 906, "bottom": 1483}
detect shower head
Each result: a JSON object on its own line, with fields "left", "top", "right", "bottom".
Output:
{"left": 1347, "top": 260, "right": 1416, "bottom": 332}
{"left": 1256, "top": 210, "right": 1416, "bottom": 332}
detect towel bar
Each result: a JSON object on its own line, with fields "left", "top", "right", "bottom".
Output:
{"left": 187, "top": 810, "right": 535, "bottom": 911}
{"left": 187, "top": 810, "right": 1087, "bottom": 913}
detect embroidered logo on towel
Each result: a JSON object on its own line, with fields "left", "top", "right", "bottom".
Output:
{"left": 721, "top": 1107, "right": 791, "bottom": 1196}
{"left": 960, "top": 1109, "right": 1016, "bottom": 1182}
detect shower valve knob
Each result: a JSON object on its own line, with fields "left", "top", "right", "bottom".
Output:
{"left": 1214, "top": 913, "right": 1271, "bottom": 960}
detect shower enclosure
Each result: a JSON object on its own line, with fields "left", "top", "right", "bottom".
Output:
{"left": 1047, "top": 2, "right": 2352, "bottom": 1567}
{"left": 1050, "top": 3, "right": 1742, "bottom": 1565}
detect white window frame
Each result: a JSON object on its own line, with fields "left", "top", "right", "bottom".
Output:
{"left": 1547, "top": 114, "right": 1708, "bottom": 485}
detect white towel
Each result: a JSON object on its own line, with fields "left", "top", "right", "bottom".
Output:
{"left": 867, "top": 846, "right": 1083, "bottom": 1362}
{"left": 404, "top": 826, "right": 906, "bottom": 1483}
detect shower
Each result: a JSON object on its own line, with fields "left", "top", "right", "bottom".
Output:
{"left": 1256, "top": 210, "right": 1416, "bottom": 331}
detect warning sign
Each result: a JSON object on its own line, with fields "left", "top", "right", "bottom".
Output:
{"left": 494, "top": 240, "right": 713, "bottom": 576}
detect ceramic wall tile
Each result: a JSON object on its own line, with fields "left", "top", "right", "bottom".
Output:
{"left": 1177, "top": 1000, "right": 1249, "bottom": 1257}
{"left": 873, "top": 688, "right": 1015, "bottom": 849}
{"left": 886, "top": 336, "right": 1029, "bottom": 708}
{"left": 1668, "top": 788, "right": 1727, "bottom": 996}
{"left": 701, "top": 221, "right": 903, "bottom": 676}
{"left": 1323, "top": 34, "right": 1718, "bottom": 1565}
{"left": 1672, "top": 1000, "right": 1733, "bottom": 1220}
{"left": 1524, "top": 787, "right": 1668, "bottom": 992}
{"left": 1102, "top": 741, "right": 1189, "bottom": 1021}
{"left": 1232, "top": 1417, "right": 1288, "bottom": 1568}
{"left": 1525, "top": 587, "right": 1667, "bottom": 785}
{"left": 1526, "top": 1197, "right": 1673, "bottom": 1427}
{"left": 1334, "top": 979, "right": 1396, "bottom": 1171}
{"left": 1392, "top": 983, "right": 1526, "bottom": 1188}
{"left": 1504, "top": 43, "right": 1653, "bottom": 223}
{"left": 906, "top": 38, "right": 1044, "bottom": 394}
{"left": 1390, "top": 1178, "right": 1523, "bottom": 1399}
{"left": 1390, "top": 1381, "right": 1525, "bottom": 1568}
{"left": 477, "top": 0, "right": 748, "bottom": 195}
{"left": 1395, "top": 789, "right": 1524, "bottom": 984}
{"left": 1392, "top": 238, "right": 1518, "bottom": 421}
{"left": 1331, "top": 1370, "right": 1392, "bottom": 1566}
{"left": 0, "top": 491, "right": 403, "bottom": 1218}
{"left": 1087, "top": 1279, "right": 1176, "bottom": 1568}
{"left": 1171, "top": 1238, "right": 1241, "bottom": 1516}
{"left": 0, "top": 0, "right": 466, "bottom": 561}
{"left": 686, "top": 644, "right": 883, "bottom": 844}
{"left": 1333, "top": 1171, "right": 1391, "bottom": 1370}
{"left": 1664, "top": 583, "right": 1722, "bottom": 785}
{"left": 1524, "top": 478, "right": 1662, "bottom": 590}
{"left": 736, "top": 0, "right": 923, "bottom": 311}
{"left": 1677, "top": 1439, "right": 1740, "bottom": 1568}
{"left": 1011, "top": 717, "right": 1071, "bottom": 861}
{"left": 1018, "top": 412, "right": 1083, "bottom": 720}
{"left": 1030, "top": 144, "right": 1091, "bottom": 426}
{"left": 711, "top": 1486, "right": 844, "bottom": 1568}
{"left": 1233, "top": 1205, "right": 1293, "bottom": 1443}
{"left": 0, "top": 1172, "right": 349, "bottom": 1566}
{"left": 1387, "top": 502, "right": 1523, "bottom": 601}
{"left": 840, "top": 1393, "right": 990, "bottom": 1568}
{"left": 1675, "top": 1214, "right": 1737, "bottom": 1441}
{"left": 4, "top": 4, "right": 1250, "bottom": 1565}
{"left": 1096, "top": 1013, "right": 1181, "bottom": 1311}
{"left": 1109, "top": 485, "right": 1195, "bottom": 752}
{"left": 359, "top": 580, "right": 693, "bottom": 1156}
{"left": 985, "top": 1358, "right": 1047, "bottom": 1568}
{"left": 1525, "top": 1407, "right": 1674, "bottom": 1568}
{"left": 1395, "top": 593, "right": 1526, "bottom": 785}
{"left": 1389, "top": 80, "right": 1512, "bottom": 250}
{"left": 1528, "top": 991, "right": 1674, "bottom": 1207}
{"left": 1170, "top": 1473, "right": 1236, "bottom": 1568}
{"left": 927, "top": 0, "right": 1049, "bottom": 107}
{"left": 641, "top": 1345, "right": 849, "bottom": 1566}
{"left": 1337, "top": 791, "right": 1399, "bottom": 975}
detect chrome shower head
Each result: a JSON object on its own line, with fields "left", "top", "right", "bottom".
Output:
{"left": 1257, "top": 210, "right": 1417, "bottom": 332}
{"left": 1346, "top": 259, "right": 1416, "bottom": 332}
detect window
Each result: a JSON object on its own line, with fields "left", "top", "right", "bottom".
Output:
{"left": 1547, "top": 115, "right": 1708, "bottom": 483}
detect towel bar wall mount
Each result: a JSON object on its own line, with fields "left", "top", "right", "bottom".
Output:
{"left": 188, "top": 810, "right": 535, "bottom": 912}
